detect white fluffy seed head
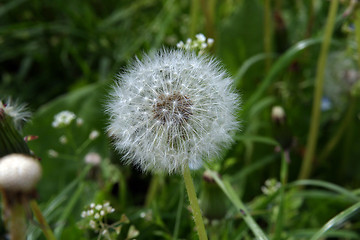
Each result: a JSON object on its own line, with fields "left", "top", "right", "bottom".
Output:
{"left": 0, "top": 99, "right": 31, "bottom": 129}
{"left": 106, "top": 49, "right": 240, "bottom": 174}
{"left": 0, "top": 154, "right": 42, "bottom": 192}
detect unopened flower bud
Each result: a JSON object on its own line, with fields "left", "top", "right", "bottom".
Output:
{"left": 0, "top": 154, "right": 42, "bottom": 192}
{"left": 271, "top": 106, "right": 286, "bottom": 125}
{"left": 89, "top": 130, "right": 99, "bottom": 140}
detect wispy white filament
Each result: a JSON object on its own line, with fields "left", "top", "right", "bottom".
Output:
{"left": 0, "top": 99, "right": 31, "bottom": 129}
{"left": 107, "top": 49, "right": 240, "bottom": 174}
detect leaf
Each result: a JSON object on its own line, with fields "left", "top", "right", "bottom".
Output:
{"left": 244, "top": 38, "right": 323, "bottom": 112}
{"left": 310, "top": 201, "right": 360, "bottom": 240}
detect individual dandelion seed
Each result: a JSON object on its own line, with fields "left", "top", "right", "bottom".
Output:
{"left": 106, "top": 49, "right": 240, "bottom": 174}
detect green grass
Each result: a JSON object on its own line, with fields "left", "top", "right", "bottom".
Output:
{"left": 1, "top": 0, "right": 360, "bottom": 239}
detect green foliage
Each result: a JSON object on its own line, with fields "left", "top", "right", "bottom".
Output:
{"left": 1, "top": 0, "right": 360, "bottom": 239}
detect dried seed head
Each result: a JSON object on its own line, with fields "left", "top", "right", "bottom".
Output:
{"left": 106, "top": 49, "right": 240, "bottom": 174}
{"left": 0, "top": 99, "right": 31, "bottom": 129}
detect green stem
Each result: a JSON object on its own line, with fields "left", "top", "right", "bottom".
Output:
{"left": 182, "top": 165, "right": 208, "bottom": 240}
{"left": 75, "top": 138, "right": 92, "bottom": 156}
{"left": 205, "top": 167, "right": 269, "bottom": 240}
{"left": 274, "top": 151, "right": 288, "bottom": 239}
{"left": 305, "top": 0, "right": 315, "bottom": 38}
{"left": 264, "top": 0, "right": 272, "bottom": 70}
{"left": 145, "top": 175, "right": 161, "bottom": 207}
{"left": 318, "top": 97, "right": 356, "bottom": 163}
{"left": 9, "top": 203, "right": 26, "bottom": 240}
{"left": 310, "top": 201, "right": 360, "bottom": 240}
{"left": 189, "top": 0, "right": 200, "bottom": 37}
{"left": 298, "top": 0, "right": 339, "bottom": 180}
{"left": 0, "top": 112, "right": 30, "bottom": 157}
{"left": 173, "top": 183, "right": 185, "bottom": 239}
{"left": 355, "top": 9, "right": 360, "bottom": 69}
{"left": 30, "top": 200, "right": 56, "bottom": 240}
{"left": 200, "top": 0, "right": 215, "bottom": 38}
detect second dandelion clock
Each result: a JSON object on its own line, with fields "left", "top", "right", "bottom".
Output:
{"left": 106, "top": 49, "right": 240, "bottom": 174}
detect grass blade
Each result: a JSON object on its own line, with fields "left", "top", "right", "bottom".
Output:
{"left": 310, "top": 201, "right": 360, "bottom": 240}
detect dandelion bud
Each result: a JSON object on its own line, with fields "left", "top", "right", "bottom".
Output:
{"left": 48, "top": 149, "right": 59, "bottom": 158}
{"left": 76, "top": 117, "right": 84, "bottom": 126}
{"left": 106, "top": 49, "right": 240, "bottom": 174}
{"left": 271, "top": 105, "right": 286, "bottom": 125}
{"left": 271, "top": 105, "right": 293, "bottom": 151}
{"left": 59, "top": 135, "right": 68, "bottom": 144}
{"left": 84, "top": 152, "right": 101, "bottom": 166}
{"left": 0, "top": 154, "right": 42, "bottom": 192}
{"left": 89, "top": 130, "right": 100, "bottom": 140}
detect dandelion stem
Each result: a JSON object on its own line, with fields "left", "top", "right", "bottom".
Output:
{"left": 355, "top": 9, "right": 360, "bottom": 69}
{"left": 173, "top": 183, "right": 185, "bottom": 239}
{"left": 30, "top": 200, "right": 56, "bottom": 240}
{"left": 145, "top": 174, "right": 161, "bottom": 207}
{"left": 318, "top": 97, "right": 356, "bottom": 164}
{"left": 189, "top": 0, "right": 200, "bottom": 37}
{"left": 264, "top": 0, "right": 272, "bottom": 70}
{"left": 182, "top": 165, "right": 208, "bottom": 240}
{"left": 204, "top": 167, "right": 269, "bottom": 240}
{"left": 274, "top": 150, "right": 289, "bottom": 239}
{"left": 298, "top": 0, "right": 339, "bottom": 180}
{"left": 9, "top": 202, "right": 26, "bottom": 240}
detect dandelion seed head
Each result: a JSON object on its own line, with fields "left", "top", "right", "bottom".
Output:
{"left": 106, "top": 49, "right": 240, "bottom": 174}
{"left": 0, "top": 99, "right": 31, "bottom": 129}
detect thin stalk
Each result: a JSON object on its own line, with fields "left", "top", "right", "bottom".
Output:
{"left": 189, "top": 0, "right": 200, "bottom": 37}
{"left": 305, "top": 0, "right": 315, "bottom": 38}
{"left": 9, "top": 203, "right": 26, "bottom": 240}
{"left": 145, "top": 175, "right": 160, "bottom": 207}
{"left": 75, "top": 137, "right": 92, "bottom": 156}
{"left": 298, "top": 0, "right": 339, "bottom": 180}
{"left": 173, "top": 183, "right": 185, "bottom": 239}
{"left": 30, "top": 200, "right": 56, "bottom": 240}
{"left": 183, "top": 165, "right": 208, "bottom": 240}
{"left": 310, "top": 201, "right": 360, "bottom": 240}
{"left": 204, "top": 167, "right": 269, "bottom": 240}
{"left": 264, "top": 0, "right": 272, "bottom": 70}
{"left": 273, "top": 150, "right": 288, "bottom": 239}
{"left": 200, "top": 0, "right": 216, "bottom": 38}
{"left": 318, "top": 97, "right": 356, "bottom": 163}
{"left": 355, "top": 9, "right": 360, "bottom": 68}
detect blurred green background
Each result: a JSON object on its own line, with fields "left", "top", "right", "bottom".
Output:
{"left": 1, "top": 0, "right": 360, "bottom": 239}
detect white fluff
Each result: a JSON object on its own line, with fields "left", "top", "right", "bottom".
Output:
{"left": 106, "top": 49, "right": 240, "bottom": 174}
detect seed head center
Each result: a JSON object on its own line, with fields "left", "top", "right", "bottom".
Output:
{"left": 153, "top": 92, "right": 192, "bottom": 125}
